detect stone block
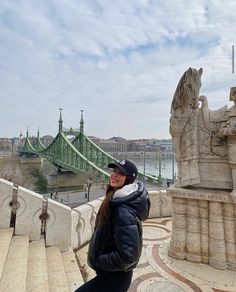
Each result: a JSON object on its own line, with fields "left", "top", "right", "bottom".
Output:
{"left": 200, "top": 217, "right": 208, "bottom": 235}
{"left": 148, "top": 190, "right": 172, "bottom": 218}
{"left": 72, "top": 204, "right": 93, "bottom": 247}
{"left": 171, "top": 196, "right": 186, "bottom": 214}
{"left": 71, "top": 210, "right": 80, "bottom": 249}
{"left": 199, "top": 200, "right": 208, "bottom": 218}
{"left": 46, "top": 199, "right": 71, "bottom": 252}
{"left": 172, "top": 213, "right": 186, "bottom": 229}
{"left": 186, "top": 199, "right": 199, "bottom": 217}
{"left": 169, "top": 225, "right": 186, "bottom": 259}
{"left": 87, "top": 199, "right": 102, "bottom": 231}
{"left": 186, "top": 232, "right": 201, "bottom": 262}
{"left": 160, "top": 190, "right": 172, "bottom": 217}
{"left": 0, "top": 178, "right": 14, "bottom": 228}
{"left": 209, "top": 201, "right": 223, "bottom": 223}
{"left": 15, "top": 186, "right": 43, "bottom": 240}
{"left": 186, "top": 217, "right": 200, "bottom": 233}
{"left": 209, "top": 237, "right": 227, "bottom": 269}
{"left": 201, "top": 233, "right": 209, "bottom": 263}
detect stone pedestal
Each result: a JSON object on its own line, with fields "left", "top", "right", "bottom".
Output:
{"left": 168, "top": 187, "right": 236, "bottom": 271}
{"left": 47, "top": 171, "right": 81, "bottom": 187}
{"left": 21, "top": 156, "right": 43, "bottom": 164}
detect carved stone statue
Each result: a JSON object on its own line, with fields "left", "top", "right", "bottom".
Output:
{"left": 217, "top": 87, "right": 236, "bottom": 199}
{"left": 168, "top": 68, "right": 236, "bottom": 271}
{"left": 170, "top": 67, "right": 202, "bottom": 187}
{"left": 170, "top": 67, "right": 232, "bottom": 191}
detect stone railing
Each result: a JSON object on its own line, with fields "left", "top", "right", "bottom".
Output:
{"left": 0, "top": 178, "right": 71, "bottom": 252}
{"left": 0, "top": 178, "right": 172, "bottom": 251}
{"left": 71, "top": 190, "right": 172, "bottom": 248}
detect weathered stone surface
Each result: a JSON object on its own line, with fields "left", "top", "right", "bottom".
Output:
{"left": 71, "top": 210, "right": 80, "bottom": 249}
{"left": 0, "top": 178, "right": 14, "bottom": 228}
{"left": 73, "top": 204, "right": 93, "bottom": 247}
{"left": 15, "top": 186, "right": 43, "bottom": 240}
{"left": 168, "top": 187, "right": 236, "bottom": 270}
{"left": 46, "top": 199, "right": 71, "bottom": 252}
{"left": 87, "top": 199, "right": 102, "bottom": 231}
{"left": 148, "top": 190, "right": 172, "bottom": 218}
{"left": 169, "top": 68, "right": 234, "bottom": 190}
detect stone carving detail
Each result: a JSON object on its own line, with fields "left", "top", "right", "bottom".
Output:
{"left": 168, "top": 188, "right": 236, "bottom": 271}
{"left": 168, "top": 68, "right": 236, "bottom": 271}
{"left": 170, "top": 67, "right": 232, "bottom": 190}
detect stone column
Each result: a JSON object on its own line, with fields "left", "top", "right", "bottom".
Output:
{"left": 186, "top": 199, "right": 201, "bottom": 262}
{"left": 169, "top": 197, "right": 186, "bottom": 259}
{"left": 223, "top": 203, "right": 236, "bottom": 270}
{"left": 199, "top": 200, "right": 209, "bottom": 264}
{"left": 209, "top": 201, "right": 227, "bottom": 269}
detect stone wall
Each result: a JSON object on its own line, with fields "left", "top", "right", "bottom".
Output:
{"left": 0, "top": 178, "right": 172, "bottom": 251}
{"left": 0, "top": 178, "right": 71, "bottom": 252}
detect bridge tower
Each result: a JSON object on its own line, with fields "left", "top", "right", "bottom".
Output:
{"left": 79, "top": 110, "right": 84, "bottom": 154}
{"left": 58, "top": 108, "right": 63, "bottom": 132}
{"left": 80, "top": 110, "right": 84, "bottom": 133}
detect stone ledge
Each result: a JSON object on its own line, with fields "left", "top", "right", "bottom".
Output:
{"left": 167, "top": 187, "right": 232, "bottom": 202}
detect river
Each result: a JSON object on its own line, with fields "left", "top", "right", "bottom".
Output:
{"left": 0, "top": 152, "right": 176, "bottom": 207}
{"left": 111, "top": 152, "right": 177, "bottom": 181}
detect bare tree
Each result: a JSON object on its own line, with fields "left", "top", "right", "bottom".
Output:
{"left": 0, "top": 157, "right": 35, "bottom": 188}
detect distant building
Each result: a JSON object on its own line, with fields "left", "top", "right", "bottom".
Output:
{"left": 0, "top": 138, "right": 12, "bottom": 151}
{"left": 41, "top": 135, "right": 54, "bottom": 147}
{"left": 88, "top": 136, "right": 100, "bottom": 145}
{"left": 91, "top": 136, "right": 172, "bottom": 153}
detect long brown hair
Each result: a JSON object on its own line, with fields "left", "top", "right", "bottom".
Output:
{"left": 95, "top": 175, "right": 135, "bottom": 227}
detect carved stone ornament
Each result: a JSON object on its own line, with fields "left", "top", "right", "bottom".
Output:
{"left": 168, "top": 68, "right": 236, "bottom": 271}
{"left": 169, "top": 67, "right": 234, "bottom": 191}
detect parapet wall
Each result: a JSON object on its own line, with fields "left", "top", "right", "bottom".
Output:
{"left": 0, "top": 178, "right": 172, "bottom": 251}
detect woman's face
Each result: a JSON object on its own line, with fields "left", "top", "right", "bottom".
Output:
{"left": 109, "top": 168, "right": 126, "bottom": 190}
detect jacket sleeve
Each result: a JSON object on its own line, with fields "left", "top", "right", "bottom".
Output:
{"left": 95, "top": 209, "right": 141, "bottom": 272}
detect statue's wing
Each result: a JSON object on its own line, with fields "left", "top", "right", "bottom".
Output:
{"left": 209, "top": 105, "right": 228, "bottom": 122}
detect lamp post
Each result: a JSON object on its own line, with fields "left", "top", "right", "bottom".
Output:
{"left": 143, "top": 147, "right": 146, "bottom": 186}
{"left": 158, "top": 150, "right": 162, "bottom": 178}
{"left": 87, "top": 178, "right": 92, "bottom": 202}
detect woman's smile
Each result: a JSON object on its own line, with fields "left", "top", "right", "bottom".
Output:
{"left": 109, "top": 169, "right": 126, "bottom": 189}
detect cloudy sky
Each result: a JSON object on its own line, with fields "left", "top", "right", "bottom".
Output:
{"left": 1, "top": 0, "right": 235, "bottom": 140}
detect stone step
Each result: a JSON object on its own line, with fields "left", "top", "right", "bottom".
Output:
{"left": 26, "top": 239, "right": 49, "bottom": 292}
{"left": 0, "top": 228, "right": 14, "bottom": 283}
{"left": 62, "top": 249, "right": 84, "bottom": 291}
{"left": 46, "top": 246, "right": 69, "bottom": 292}
{"left": 0, "top": 235, "right": 29, "bottom": 292}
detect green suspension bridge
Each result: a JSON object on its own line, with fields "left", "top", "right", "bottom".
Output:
{"left": 20, "top": 110, "right": 159, "bottom": 183}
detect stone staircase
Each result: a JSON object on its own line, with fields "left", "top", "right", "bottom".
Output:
{"left": 0, "top": 178, "right": 169, "bottom": 291}
{"left": 0, "top": 228, "right": 84, "bottom": 292}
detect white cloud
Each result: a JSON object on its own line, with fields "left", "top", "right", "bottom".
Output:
{"left": 0, "top": 0, "right": 236, "bottom": 139}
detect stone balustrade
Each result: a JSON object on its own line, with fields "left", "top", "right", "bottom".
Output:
{"left": 0, "top": 178, "right": 171, "bottom": 252}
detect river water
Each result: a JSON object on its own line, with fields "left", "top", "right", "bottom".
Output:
{"left": 112, "top": 152, "right": 177, "bottom": 181}
{"left": 0, "top": 152, "right": 176, "bottom": 206}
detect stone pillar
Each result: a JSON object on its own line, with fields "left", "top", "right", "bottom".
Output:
{"left": 209, "top": 201, "right": 227, "bottom": 269}
{"left": 223, "top": 203, "right": 236, "bottom": 270}
{"left": 199, "top": 200, "right": 209, "bottom": 264}
{"left": 168, "top": 197, "right": 186, "bottom": 259}
{"left": 186, "top": 199, "right": 201, "bottom": 262}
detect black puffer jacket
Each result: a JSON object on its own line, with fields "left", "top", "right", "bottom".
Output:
{"left": 88, "top": 182, "right": 150, "bottom": 272}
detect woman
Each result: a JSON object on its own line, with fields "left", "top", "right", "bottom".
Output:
{"left": 75, "top": 160, "right": 150, "bottom": 292}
